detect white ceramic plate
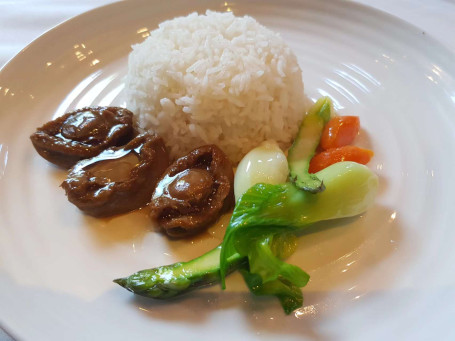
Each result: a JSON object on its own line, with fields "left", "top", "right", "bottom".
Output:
{"left": 1, "top": 0, "right": 455, "bottom": 340}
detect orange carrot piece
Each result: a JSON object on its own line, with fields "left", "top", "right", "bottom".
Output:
{"left": 320, "top": 116, "right": 360, "bottom": 150}
{"left": 309, "top": 145, "right": 374, "bottom": 173}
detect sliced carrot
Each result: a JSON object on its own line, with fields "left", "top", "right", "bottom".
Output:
{"left": 320, "top": 116, "right": 360, "bottom": 150}
{"left": 309, "top": 145, "right": 374, "bottom": 173}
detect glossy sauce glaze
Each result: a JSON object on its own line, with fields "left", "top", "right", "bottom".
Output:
{"left": 62, "top": 133, "right": 169, "bottom": 217}
{"left": 166, "top": 169, "right": 214, "bottom": 203}
{"left": 86, "top": 150, "right": 140, "bottom": 183}
{"left": 30, "top": 107, "right": 135, "bottom": 168}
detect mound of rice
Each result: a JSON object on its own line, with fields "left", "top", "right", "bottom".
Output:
{"left": 126, "top": 10, "right": 306, "bottom": 163}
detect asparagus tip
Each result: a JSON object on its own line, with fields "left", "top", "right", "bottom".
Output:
{"left": 113, "top": 278, "right": 127, "bottom": 287}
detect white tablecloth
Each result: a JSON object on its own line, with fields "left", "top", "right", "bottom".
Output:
{"left": 1, "top": 0, "right": 455, "bottom": 68}
{"left": 0, "top": 0, "right": 454, "bottom": 339}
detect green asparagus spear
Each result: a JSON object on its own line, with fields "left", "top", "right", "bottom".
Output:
{"left": 288, "top": 97, "right": 332, "bottom": 193}
{"left": 114, "top": 246, "right": 245, "bottom": 299}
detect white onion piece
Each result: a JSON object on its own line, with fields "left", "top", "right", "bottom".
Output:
{"left": 234, "top": 140, "right": 289, "bottom": 201}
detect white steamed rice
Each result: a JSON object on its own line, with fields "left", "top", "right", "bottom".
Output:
{"left": 126, "top": 10, "right": 306, "bottom": 163}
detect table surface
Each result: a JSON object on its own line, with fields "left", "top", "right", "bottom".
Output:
{"left": 0, "top": 0, "right": 454, "bottom": 340}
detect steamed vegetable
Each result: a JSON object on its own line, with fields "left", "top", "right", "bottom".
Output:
{"left": 288, "top": 97, "right": 332, "bottom": 193}
{"left": 115, "top": 161, "right": 378, "bottom": 313}
{"left": 219, "top": 162, "right": 377, "bottom": 312}
{"left": 234, "top": 140, "right": 288, "bottom": 201}
{"left": 114, "top": 246, "right": 245, "bottom": 298}
{"left": 309, "top": 145, "right": 374, "bottom": 173}
{"left": 239, "top": 233, "right": 309, "bottom": 313}
{"left": 320, "top": 116, "right": 360, "bottom": 150}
